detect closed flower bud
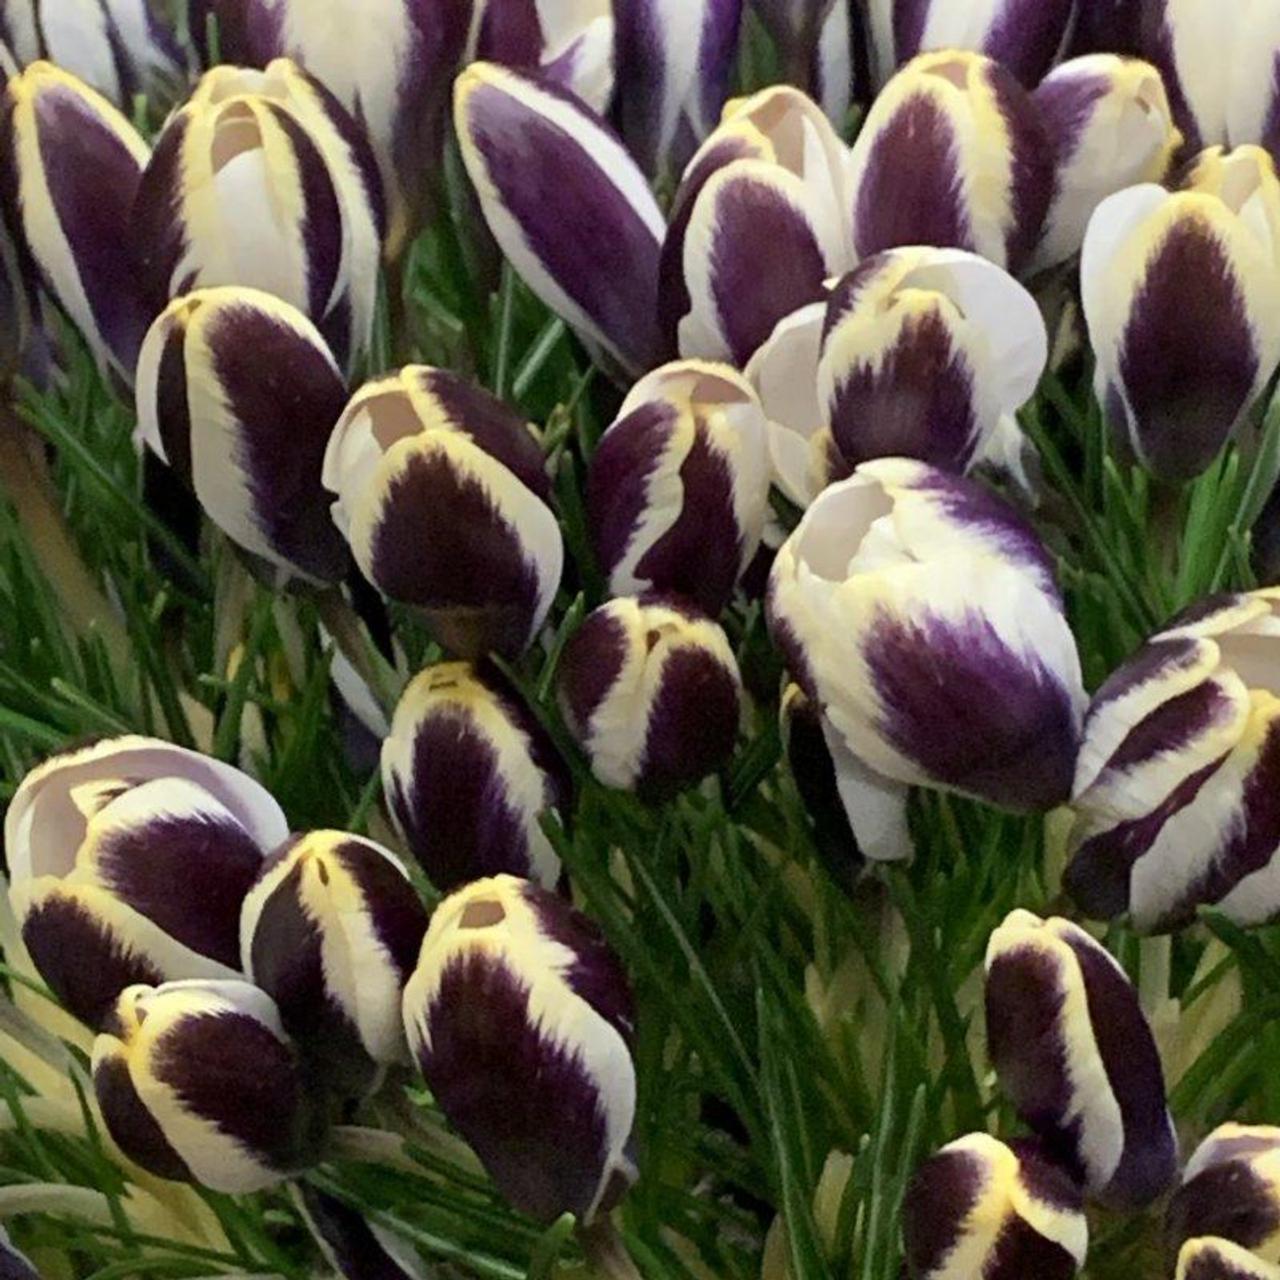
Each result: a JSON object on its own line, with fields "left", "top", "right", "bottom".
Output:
{"left": 0, "top": 61, "right": 152, "bottom": 381}
{"left": 7, "top": 736, "right": 288, "bottom": 1029}
{"left": 322, "top": 365, "right": 562, "bottom": 659}
{"left": 1032, "top": 55, "right": 1182, "bottom": 271}
{"left": 984, "top": 911, "right": 1178, "bottom": 1210}
{"left": 0, "top": 1228, "right": 38, "bottom": 1280}
{"left": 615, "top": 0, "right": 744, "bottom": 177}
{"left": 382, "top": 661, "right": 569, "bottom": 893}
{"left": 903, "top": 1134, "right": 1088, "bottom": 1280}
{"left": 588, "top": 360, "right": 771, "bottom": 614}
{"left": 846, "top": 51, "right": 1053, "bottom": 274}
{"left": 136, "top": 287, "right": 351, "bottom": 586}
{"left": 455, "top": 62, "right": 666, "bottom": 379}
{"left": 1169, "top": 1126, "right": 1280, "bottom": 1264}
{"left": 767, "top": 460, "right": 1084, "bottom": 819}
{"left": 659, "top": 84, "right": 851, "bottom": 365}
{"left": 240, "top": 831, "right": 429, "bottom": 1089}
{"left": 1177, "top": 1238, "right": 1280, "bottom": 1280}
{"left": 296, "top": 1185, "right": 429, "bottom": 1280}
{"left": 1066, "top": 591, "right": 1280, "bottom": 933}
{"left": 403, "top": 875, "right": 637, "bottom": 1224}
{"left": 558, "top": 594, "right": 742, "bottom": 794}
{"left": 134, "top": 59, "right": 384, "bottom": 367}
{"left": 1082, "top": 152, "right": 1280, "bottom": 481}
{"left": 92, "top": 979, "right": 322, "bottom": 1193}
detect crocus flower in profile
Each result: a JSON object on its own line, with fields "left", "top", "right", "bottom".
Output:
{"left": 455, "top": 61, "right": 667, "bottom": 379}
{"left": 614, "top": 0, "right": 744, "bottom": 177}
{"left": 6, "top": 736, "right": 288, "bottom": 1029}
{"left": 659, "top": 84, "right": 851, "bottom": 366}
{"left": 1065, "top": 590, "right": 1280, "bottom": 934}
{"left": 1082, "top": 150, "right": 1280, "bottom": 481}
{"left": 588, "top": 360, "right": 771, "bottom": 615}
{"left": 1168, "top": 1125, "right": 1280, "bottom": 1264}
{"left": 93, "top": 980, "right": 323, "bottom": 1193}
{"left": 1032, "top": 54, "right": 1182, "bottom": 271}
{"left": 382, "top": 661, "right": 569, "bottom": 892}
{"left": 984, "top": 911, "right": 1178, "bottom": 1210}
{"left": 403, "top": 875, "right": 637, "bottom": 1224}
{"left": 1176, "top": 1238, "right": 1280, "bottom": 1280}
{"left": 322, "top": 365, "right": 562, "bottom": 659}
{"left": 846, "top": 51, "right": 1053, "bottom": 274}
{"left": 558, "top": 594, "right": 742, "bottom": 795}
{"left": 902, "top": 1134, "right": 1088, "bottom": 1280}
{"left": 767, "top": 460, "right": 1084, "bottom": 858}
{"left": 135, "top": 287, "right": 351, "bottom": 586}
{"left": 0, "top": 61, "right": 151, "bottom": 382}
{"left": 133, "top": 59, "right": 385, "bottom": 367}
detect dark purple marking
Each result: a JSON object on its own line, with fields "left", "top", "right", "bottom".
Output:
{"left": 984, "top": 1214, "right": 1079, "bottom": 1280}
{"left": 476, "top": 0, "right": 544, "bottom": 67}
{"left": 614, "top": 0, "right": 669, "bottom": 176}
{"left": 558, "top": 607, "right": 631, "bottom": 736}
{"left": 298, "top": 1185, "right": 421, "bottom": 1280}
{"left": 1011, "top": 1138, "right": 1087, "bottom": 1211}
{"left": 986, "top": 0, "right": 1076, "bottom": 87}
{"left": 1034, "top": 69, "right": 1111, "bottom": 173}
{"left": 334, "top": 840, "right": 428, "bottom": 979}
{"left": 154, "top": 311, "right": 193, "bottom": 484}
{"left": 1105, "top": 678, "right": 1237, "bottom": 774}
{"left": 1085, "top": 636, "right": 1203, "bottom": 721}
{"left": 94, "top": 1053, "right": 193, "bottom": 1182}
{"left": 1181, "top": 1246, "right": 1274, "bottom": 1280}
{"left": 1069, "top": 0, "right": 1142, "bottom": 56}
{"left": 1139, "top": 2, "right": 1202, "bottom": 159}
{"left": 1168, "top": 1162, "right": 1280, "bottom": 1260}
{"left": 901, "top": 1146, "right": 986, "bottom": 1276}
{"left": 132, "top": 107, "right": 190, "bottom": 321}
{"left": 822, "top": 256, "right": 895, "bottom": 344}
{"left": 694, "top": 0, "right": 746, "bottom": 163}
{"left": 985, "top": 60, "right": 1054, "bottom": 272}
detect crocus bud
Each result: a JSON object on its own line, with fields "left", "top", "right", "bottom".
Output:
{"left": 6, "top": 736, "right": 288, "bottom": 1029}
{"left": 297, "top": 1185, "right": 429, "bottom": 1280}
{"left": 1177, "top": 1239, "right": 1280, "bottom": 1280}
{"left": 240, "top": 831, "right": 429, "bottom": 1089}
{"left": 403, "top": 875, "right": 637, "bottom": 1224}
{"left": 322, "top": 365, "right": 562, "bottom": 659}
{"left": 588, "top": 360, "right": 771, "bottom": 614}
{"left": 615, "top": 0, "right": 744, "bottom": 177}
{"left": 0, "top": 61, "right": 151, "bottom": 381}
{"left": 0, "top": 1228, "right": 38, "bottom": 1280}
{"left": 133, "top": 59, "right": 384, "bottom": 367}
{"left": 1082, "top": 155, "right": 1280, "bottom": 481}
{"left": 136, "top": 287, "right": 351, "bottom": 586}
{"left": 767, "top": 460, "right": 1084, "bottom": 818}
{"left": 1032, "top": 54, "right": 1182, "bottom": 271}
{"left": 846, "top": 51, "right": 1053, "bottom": 274}
{"left": 1066, "top": 590, "right": 1280, "bottom": 933}
{"left": 1169, "top": 1126, "right": 1280, "bottom": 1264}
{"left": 455, "top": 62, "right": 666, "bottom": 379}
{"left": 865, "top": 0, "right": 1074, "bottom": 91}
{"left": 382, "top": 661, "right": 569, "bottom": 892}
{"left": 985, "top": 911, "right": 1178, "bottom": 1210}
{"left": 558, "top": 594, "right": 742, "bottom": 794}
{"left": 902, "top": 1134, "right": 1088, "bottom": 1280}
{"left": 92, "top": 979, "right": 322, "bottom": 1193}
{"left": 659, "top": 84, "right": 851, "bottom": 365}
{"left": 469, "top": 0, "right": 615, "bottom": 112}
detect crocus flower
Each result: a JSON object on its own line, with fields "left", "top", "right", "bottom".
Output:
{"left": 1168, "top": 1125, "right": 1280, "bottom": 1264}
{"left": 455, "top": 61, "right": 667, "bottom": 379}
{"left": 767, "top": 460, "right": 1085, "bottom": 845}
{"left": 403, "top": 875, "right": 637, "bottom": 1224}
{"left": 135, "top": 287, "right": 351, "bottom": 586}
{"left": 845, "top": 51, "right": 1054, "bottom": 274}
{"left": 322, "top": 365, "right": 562, "bottom": 659}
{"left": 1032, "top": 54, "right": 1182, "bottom": 271}
{"left": 985, "top": 911, "right": 1178, "bottom": 1210}
{"left": 469, "top": 0, "right": 616, "bottom": 112}
{"left": 1065, "top": 590, "right": 1280, "bottom": 934}
{"left": 133, "top": 59, "right": 384, "bottom": 367}
{"left": 0, "top": 0, "right": 183, "bottom": 107}
{"left": 6, "top": 736, "right": 288, "bottom": 1029}
{"left": 864, "top": 0, "right": 1075, "bottom": 90}
{"left": 588, "top": 359, "right": 771, "bottom": 614}
{"left": 1081, "top": 151, "right": 1280, "bottom": 481}
{"left": 296, "top": 1185, "right": 430, "bottom": 1280}
{"left": 751, "top": 0, "right": 853, "bottom": 123}
{"left": 0, "top": 61, "right": 151, "bottom": 381}
{"left": 382, "top": 661, "right": 569, "bottom": 892}
{"left": 240, "top": 831, "right": 429, "bottom": 1090}
{"left": 558, "top": 593, "right": 742, "bottom": 795}
{"left": 902, "top": 1135, "right": 1088, "bottom": 1280}
{"left": 93, "top": 979, "right": 322, "bottom": 1193}
{"left": 1176, "top": 1238, "right": 1280, "bottom": 1280}
{"left": 659, "top": 84, "right": 851, "bottom": 366}
{"left": 614, "top": 0, "right": 744, "bottom": 177}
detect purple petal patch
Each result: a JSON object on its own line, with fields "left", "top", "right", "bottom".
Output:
{"left": 902, "top": 1146, "right": 985, "bottom": 1275}
{"left": 640, "top": 643, "right": 739, "bottom": 795}
{"left": 94, "top": 1054, "right": 192, "bottom": 1182}
{"left": 559, "top": 607, "right": 631, "bottom": 733}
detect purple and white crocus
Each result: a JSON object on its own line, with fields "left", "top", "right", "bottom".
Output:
{"left": 984, "top": 911, "right": 1178, "bottom": 1211}
{"left": 1175, "top": 1239, "right": 1280, "bottom": 1279}
{"left": 588, "top": 360, "right": 771, "bottom": 614}
{"left": 767, "top": 459, "right": 1084, "bottom": 860}
{"left": 1066, "top": 590, "right": 1280, "bottom": 934}
{"left": 323, "top": 365, "right": 562, "bottom": 660}
{"left": 7, "top": 736, "right": 288, "bottom": 1030}
{"left": 402, "top": 875, "right": 637, "bottom": 1224}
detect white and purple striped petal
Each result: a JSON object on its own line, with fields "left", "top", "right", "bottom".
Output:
{"left": 1177, "top": 1238, "right": 1280, "bottom": 1280}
